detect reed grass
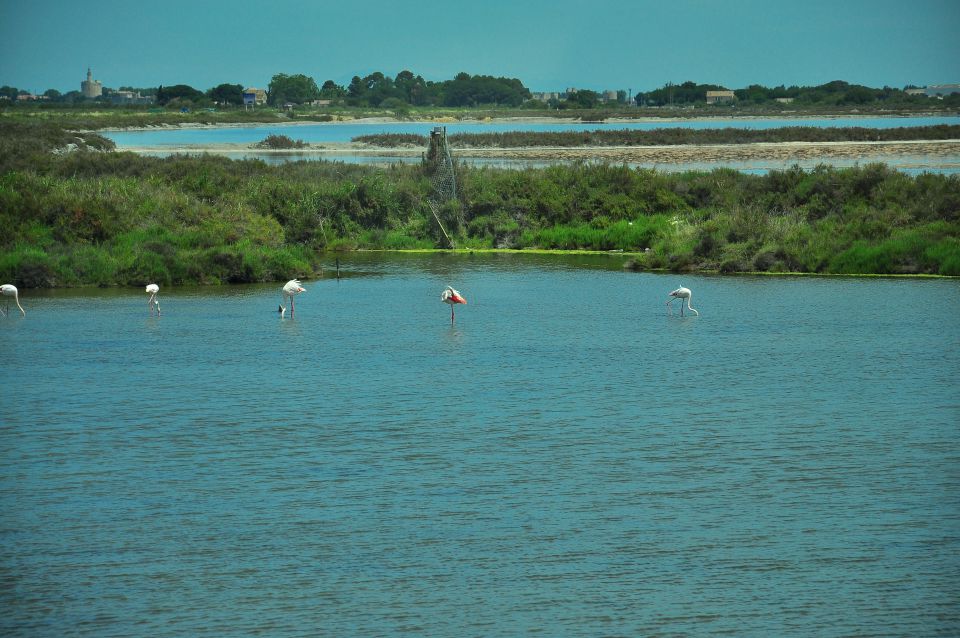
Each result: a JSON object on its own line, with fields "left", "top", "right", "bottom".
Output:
{"left": 2, "top": 119, "right": 958, "bottom": 286}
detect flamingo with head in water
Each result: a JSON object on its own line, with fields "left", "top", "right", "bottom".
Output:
{"left": 1, "top": 284, "right": 25, "bottom": 317}
{"left": 667, "top": 286, "right": 699, "bottom": 316}
{"left": 146, "top": 283, "right": 160, "bottom": 316}
{"left": 279, "top": 279, "right": 305, "bottom": 317}
{"left": 441, "top": 286, "right": 467, "bottom": 322}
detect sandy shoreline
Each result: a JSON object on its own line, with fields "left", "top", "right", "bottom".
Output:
{"left": 116, "top": 139, "right": 960, "bottom": 164}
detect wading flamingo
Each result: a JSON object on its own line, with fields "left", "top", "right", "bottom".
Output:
{"left": 667, "top": 286, "right": 699, "bottom": 316}
{"left": 279, "top": 279, "right": 305, "bottom": 317}
{"left": 146, "top": 283, "right": 160, "bottom": 316}
{"left": 441, "top": 286, "right": 467, "bottom": 322}
{"left": 1, "top": 284, "right": 25, "bottom": 317}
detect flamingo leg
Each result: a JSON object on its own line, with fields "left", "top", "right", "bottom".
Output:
{"left": 451, "top": 305, "right": 455, "bottom": 323}
{"left": 291, "top": 296, "right": 295, "bottom": 317}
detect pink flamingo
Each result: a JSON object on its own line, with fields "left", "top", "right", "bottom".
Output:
{"left": 441, "top": 286, "right": 467, "bottom": 322}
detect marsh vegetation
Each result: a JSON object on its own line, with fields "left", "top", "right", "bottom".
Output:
{"left": 2, "top": 119, "right": 958, "bottom": 287}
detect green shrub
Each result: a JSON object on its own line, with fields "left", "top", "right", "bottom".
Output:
{"left": 255, "top": 135, "right": 307, "bottom": 149}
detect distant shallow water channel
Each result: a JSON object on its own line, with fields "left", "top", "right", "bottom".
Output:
{"left": 104, "top": 115, "right": 960, "bottom": 174}
{"left": 2, "top": 253, "right": 958, "bottom": 636}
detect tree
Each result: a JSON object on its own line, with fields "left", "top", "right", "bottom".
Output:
{"left": 43, "top": 89, "right": 62, "bottom": 100}
{"left": 441, "top": 73, "right": 529, "bottom": 107}
{"left": 566, "top": 89, "right": 599, "bottom": 108}
{"left": 361, "top": 71, "right": 396, "bottom": 106}
{"left": 347, "top": 75, "right": 365, "bottom": 100}
{"left": 645, "top": 81, "right": 727, "bottom": 105}
{"left": 320, "top": 80, "right": 345, "bottom": 98}
{"left": 207, "top": 83, "right": 244, "bottom": 105}
{"left": 0, "top": 85, "right": 19, "bottom": 100}
{"left": 156, "top": 84, "right": 204, "bottom": 105}
{"left": 395, "top": 71, "right": 429, "bottom": 106}
{"left": 267, "top": 73, "right": 320, "bottom": 105}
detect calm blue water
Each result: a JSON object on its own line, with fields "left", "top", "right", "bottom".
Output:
{"left": 104, "top": 115, "right": 960, "bottom": 147}
{"left": 2, "top": 253, "right": 959, "bottom": 637}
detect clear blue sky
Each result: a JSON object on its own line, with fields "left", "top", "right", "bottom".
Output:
{"left": 1, "top": 0, "right": 958, "bottom": 94}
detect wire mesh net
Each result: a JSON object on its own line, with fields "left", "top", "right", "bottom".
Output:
{"left": 425, "top": 127, "right": 459, "bottom": 247}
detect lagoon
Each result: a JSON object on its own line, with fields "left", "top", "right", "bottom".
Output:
{"left": 104, "top": 115, "right": 960, "bottom": 174}
{"left": 104, "top": 115, "right": 960, "bottom": 147}
{"left": 2, "top": 253, "right": 959, "bottom": 636}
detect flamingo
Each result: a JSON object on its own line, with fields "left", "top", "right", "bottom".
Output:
{"left": 146, "top": 283, "right": 160, "bottom": 316}
{"left": 279, "top": 279, "right": 305, "bottom": 317}
{"left": 667, "top": 285, "right": 699, "bottom": 316}
{"left": 441, "top": 286, "right": 467, "bottom": 322}
{"left": 1, "top": 284, "right": 25, "bottom": 317}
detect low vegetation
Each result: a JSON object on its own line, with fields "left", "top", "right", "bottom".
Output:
{"left": 254, "top": 134, "right": 308, "bottom": 149}
{"left": 1, "top": 120, "right": 958, "bottom": 287}
{"left": 354, "top": 125, "right": 960, "bottom": 148}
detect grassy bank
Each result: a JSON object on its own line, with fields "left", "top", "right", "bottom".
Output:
{"left": 1, "top": 120, "right": 958, "bottom": 287}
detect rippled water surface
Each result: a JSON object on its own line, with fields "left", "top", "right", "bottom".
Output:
{"left": 2, "top": 254, "right": 959, "bottom": 637}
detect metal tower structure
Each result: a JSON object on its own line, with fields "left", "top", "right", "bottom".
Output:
{"left": 424, "top": 126, "right": 458, "bottom": 247}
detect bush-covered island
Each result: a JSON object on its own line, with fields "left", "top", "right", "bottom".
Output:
{"left": 1, "top": 119, "right": 958, "bottom": 287}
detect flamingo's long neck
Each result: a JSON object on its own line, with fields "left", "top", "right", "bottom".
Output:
{"left": 14, "top": 293, "right": 24, "bottom": 316}
{"left": 686, "top": 294, "right": 699, "bottom": 316}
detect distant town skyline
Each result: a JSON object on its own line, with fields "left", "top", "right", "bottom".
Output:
{"left": 1, "top": 0, "right": 958, "bottom": 94}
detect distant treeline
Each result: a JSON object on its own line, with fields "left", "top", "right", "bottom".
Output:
{"left": 639, "top": 80, "right": 959, "bottom": 108}
{"left": 0, "top": 70, "right": 532, "bottom": 110}
{"left": 1, "top": 120, "right": 958, "bottom": 287}
{"left": 354, "top": 125, "right": 960, "bottom": 148}
{"left": 5, "top": 75, "right": 958, "bottom": 111}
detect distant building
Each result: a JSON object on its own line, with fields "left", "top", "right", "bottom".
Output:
{"left": 81, "top": 68, "right": 102, "bottom": 98}
{"left": 925, "top": 84, "right": 960, "bottom": 97}
{"left": 243, "top": 87, "right": 267, "bottom": 105}
{"left": 530, "top": 91, "right": 560, "bottom": 102}
{"left": 905, "top": 88, "right": 927, "bottom": 96}
{"left": 774, "top": 97, "right": 795, "bottom": 104}
{"left": 705, "top": 90, "right": 735, "bottom": 104}
{"left": 109, "top": 90, "right": 155, "bottom": 105}
{"left": 601, "top": 90, "right": 619, "bottom": 102}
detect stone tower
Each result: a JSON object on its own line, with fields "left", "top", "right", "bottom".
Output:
{"left": 81, "top": 68, "right": 102, "bottom": 98}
